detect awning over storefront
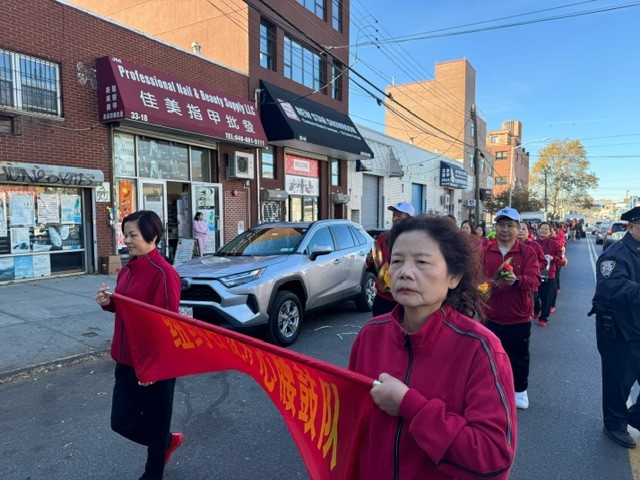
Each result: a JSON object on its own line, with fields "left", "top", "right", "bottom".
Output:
{"left": 0, "top": 161, "right": 104, "bottom": 187}
{"left": 259, "top": 80, "right": 373, "bottom": 161}
{"left": 96, "top": 57, "right": 268, "bottom": 148}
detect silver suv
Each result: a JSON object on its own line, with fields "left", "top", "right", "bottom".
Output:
{"left": 176, "top": 220, "right": 376, "bottom": 346}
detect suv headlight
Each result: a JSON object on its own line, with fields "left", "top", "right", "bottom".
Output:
{"left": 219, "top": 268, "right": 265, "bottom": 288}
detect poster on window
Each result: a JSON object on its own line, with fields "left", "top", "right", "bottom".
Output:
{"left": 61, "top": 195, "right": 82, "bottom": 224}
{"left": 0, "top": 257, "right": 14, "bottom": 281}
{"left": 14, "top": 255, "right": 34, "bottom": 280}
{"left": 0, "top": 193, "right": 7, "bottom": 237}
{"left": 114, "top": 132, "right": 136, "bottom": 177}
{"left": 9, "top": 194, "right": 35, "bottom": 226}
{"left": 37, "top": 194, "right": 60, "bottom": 224}
{"left": 32, "top": 254, "right": 52, "bottom": 277}
{"left": 10, "top": 227, "right": 30, "bottom": 254}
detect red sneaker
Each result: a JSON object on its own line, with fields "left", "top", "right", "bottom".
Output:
{"left": 550, "top": 307, "right": 556, "bottom": 313}
{"left": 165, "top": 432, "right": 184, "bottom": 465}
{"left": 533, "top": 311, "right": 541, "bottom": 320}
{"left": 538, "top": 320, "right": 548, "bottom": 327}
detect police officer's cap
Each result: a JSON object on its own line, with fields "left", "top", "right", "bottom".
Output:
{"left": 620, "top": 206, "right": 640, "bottom": 223}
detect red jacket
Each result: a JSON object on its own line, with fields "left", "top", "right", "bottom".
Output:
{"left": 536, "top": 237, "right": 563, "bottom": 279}
{"left": 371, "top": 231, "right": 394, "bottom": 301}
{"left": 523, "top": 239, "right": 546, "bottom": 273}
{"left": 103, "top": 247, "right": 181, "bottom": 366}
{"left": 349, "top": 305, "right": 516, "bottom": 480}
{"left": 483, "top": 241, "right": 541, "bottom": 325}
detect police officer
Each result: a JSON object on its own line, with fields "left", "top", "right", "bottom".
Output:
{"left": 590, "top": 206, "right": 640, "bottom": 448}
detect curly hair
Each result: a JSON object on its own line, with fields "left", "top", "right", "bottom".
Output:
{"left": 387, "top": 215, "right": 486, "bottom": 321}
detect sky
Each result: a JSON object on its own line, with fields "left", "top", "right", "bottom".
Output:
{"left": 344, "top": 0, "right": 640, "bottom": 203}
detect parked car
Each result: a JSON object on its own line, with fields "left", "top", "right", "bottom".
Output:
{"left": 602, "top": 221, "right": 628, "bottom": 251}
{"left": 176, "top": 220, "right": 376, "bottom": 346}
{"left": 595, "top": 221, "right": 610, "bottom": 245}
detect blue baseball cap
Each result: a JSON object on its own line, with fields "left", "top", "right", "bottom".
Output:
{"left": 388, "top": 202, "right": 415, "bottom": 216}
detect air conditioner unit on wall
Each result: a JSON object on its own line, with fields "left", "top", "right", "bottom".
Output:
{"left": 228, "top": 151, "right": 255, "bottom": 180}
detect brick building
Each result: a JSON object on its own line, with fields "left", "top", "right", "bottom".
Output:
{"left": 486, "top": 120, "right": 530, "bottom": 198}
{"left": 384, "top": 59, "right": 494, "bottom": 222}
{"left": 65, "top": 0, "right": 372, "bottom": 224}
{"left": 0, "top": 0, "right": 275, "bottom": 281}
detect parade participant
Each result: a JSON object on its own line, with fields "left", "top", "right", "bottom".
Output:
{"left": 483, "top": 207, "right": 540, "bottom": 409}
{"left": 350, "top": 215, "right": 516, "bottom": 479}
{"left": 460, "top": 219, "right": 476, "bottom": 235}
{"left": 193, "top": 211, "right": 208, "bottom": 257}
{"left": 589, "top": 206, "right": 640, "bottom": 449}
{"left": 476, "top": 223, "right": 490, "bottom": 247}
{"left": 369, "top": 202, "right": 414, "bottom": 317}
{"left": 536, "top": 222, "right": 563, "bottom": 326}
{"left": 517, "top": 222, "right": 546, "bottom": 320}
{"left": 96, "top": 210, "right": 183, "bottom": 480}
{"left": 552, "top": 222, "right": 567, "bottom": 298}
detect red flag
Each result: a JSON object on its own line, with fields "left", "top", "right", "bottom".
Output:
{"left": 112, "top": 293, "right": 373, "bottom": 479}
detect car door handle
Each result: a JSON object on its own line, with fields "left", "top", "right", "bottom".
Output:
{"left": 334, "top": 259, "right": 342, "bottom": 264}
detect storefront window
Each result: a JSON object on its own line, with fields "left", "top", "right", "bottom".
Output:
{"left": 262, "top": 146, "right": 275, "bottom": 179}
{"left": 114, "top": 179, "right": 137, "bottom": 252}
{"left": 0, "top": 186, "right": 85, "bottom": 280}
{"left": 137, "top": 137, "right": 189, "bottom": 181}
{"left": 114, "top": 132, "right": 136, "bottom": 177}
{"left": 191, "top": 147, "right": 211, "bottom": 182}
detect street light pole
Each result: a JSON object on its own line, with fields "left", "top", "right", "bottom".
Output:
{"left": 508, "top": 137, "right": 550, "bottom": 207}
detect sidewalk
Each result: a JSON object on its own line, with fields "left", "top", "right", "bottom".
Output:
{"left": 0, "top": 273, "right": 118, "bottom": 381}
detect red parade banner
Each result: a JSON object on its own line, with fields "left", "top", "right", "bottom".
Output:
{"left": 111, "top": 293, "right": 374, "bottom": 479}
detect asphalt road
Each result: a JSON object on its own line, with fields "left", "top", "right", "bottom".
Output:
{"left": 1, "top": 234, "right": 638, "bottom": 479}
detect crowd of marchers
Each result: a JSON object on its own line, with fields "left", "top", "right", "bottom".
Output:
{"left": 364, "top": 202, "right": 640, "bottom": 478}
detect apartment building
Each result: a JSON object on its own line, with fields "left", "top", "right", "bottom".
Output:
{"left": 384, "top": 59, "right": 494, "bottom": 222}
{"left": 66, "top": 0, "right": 372, "bottom": 223}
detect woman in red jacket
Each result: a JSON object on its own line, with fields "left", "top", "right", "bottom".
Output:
{"left": 349, "top": 216, "right": 516, "bottom": 480}
{"left": 536, "top": 222, "right": 564, "bottom": 326}
{"left": 96, "top": 210, "right": 183, "bottom": 480}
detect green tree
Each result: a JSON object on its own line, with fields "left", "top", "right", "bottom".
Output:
{"left": 530, "top": 139, "right": 598, "bottom": 217}
{"left": 484, "top": 189, "right": 543, "bottom": 217}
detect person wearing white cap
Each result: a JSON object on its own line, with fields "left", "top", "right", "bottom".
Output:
{"left": 482, "top": 207, "right": 541, "bottom": 410}
{"left": 369, "top": 202, "right": 415, "bottom": 317}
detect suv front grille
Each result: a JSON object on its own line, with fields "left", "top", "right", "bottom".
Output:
{"left": 181, "top": 284, "right": 222, "bottom": 303}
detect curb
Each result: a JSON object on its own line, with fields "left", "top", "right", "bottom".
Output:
{"left": 0, "top": 349, "right": 110, "bottom": 385}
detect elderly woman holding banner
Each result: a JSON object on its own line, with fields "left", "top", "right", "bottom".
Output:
{"left": 96, "top": 210, "right": 183, "bottom": 480}
{"left": 349, "top": 215, "right": 516, "bottom": 479}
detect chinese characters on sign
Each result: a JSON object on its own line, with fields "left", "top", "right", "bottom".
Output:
{"left": 97, "top": 57, "right": 268, "bottom": 147}
{"left": 439, "top": 161, "right": 468, "bottom": 189}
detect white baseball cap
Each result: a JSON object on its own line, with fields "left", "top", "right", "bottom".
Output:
{"left": 494, "top": 207, "right": 521, "bottom": 222}
{"left": 388, "top": 202, "right": 415, "bottom": 216}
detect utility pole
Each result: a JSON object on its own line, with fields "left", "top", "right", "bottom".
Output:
{"left": 471, "top": 104, "right": 481, "bottom": 223}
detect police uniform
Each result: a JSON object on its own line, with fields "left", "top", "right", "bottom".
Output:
{"left": 590, "top": 206, "right": 640, "bottom": 448}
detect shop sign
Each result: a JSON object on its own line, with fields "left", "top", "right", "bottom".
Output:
{"left": 97, "top": 56, "right": 268, "bottom": 148}
{"left": 439, "top": 161, "right": 468, "bottom": 189}
{"left": 0, "top": 161, "right": 104, "bottom": 187}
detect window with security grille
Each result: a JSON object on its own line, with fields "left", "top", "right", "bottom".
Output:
{"left": 0, "top": 49, "right": 61, "bottom": 116}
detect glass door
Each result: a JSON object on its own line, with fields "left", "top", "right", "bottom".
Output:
{"left": 191, "top": 183, "right": 223, "bottom": 253}
{"left": 139, "top": 180, "right": 167, "bottom": 256}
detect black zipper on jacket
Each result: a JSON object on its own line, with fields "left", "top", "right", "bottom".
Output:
{"left": 393, "top": 333, "right": 414, "bottom": 480}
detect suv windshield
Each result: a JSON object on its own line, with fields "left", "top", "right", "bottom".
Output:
{"left": 217, "top": 227, "right": 307, "bottom": 256}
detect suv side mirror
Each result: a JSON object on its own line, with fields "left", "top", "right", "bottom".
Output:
{"left": 310, "top": 244, "right": 333, "bottom": 261}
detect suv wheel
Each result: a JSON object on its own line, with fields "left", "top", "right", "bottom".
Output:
{"left": 355, "top": 271, "right": 376, "bottom": 312}
{"left": 267, "top": 291, "right": 302, "bottom": 347}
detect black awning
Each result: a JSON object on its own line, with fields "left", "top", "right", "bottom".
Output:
{"left": 259, "top": 80, "right": 373, "bottom": 161}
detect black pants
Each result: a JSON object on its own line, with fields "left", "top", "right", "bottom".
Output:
{"left": 486, "top": 321, "right": 531, "bottom": 393}
{"left": 538, "top": 279, "right": 554, "bottom": 321}
{"left": 112, "top": 363, "right": 176, "bottom": 480}
{"left": 372, "top": 295, "right": 397, "bottom": 318}
{"left": 596, "top": 321, "right": 640, "bottom": 431}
